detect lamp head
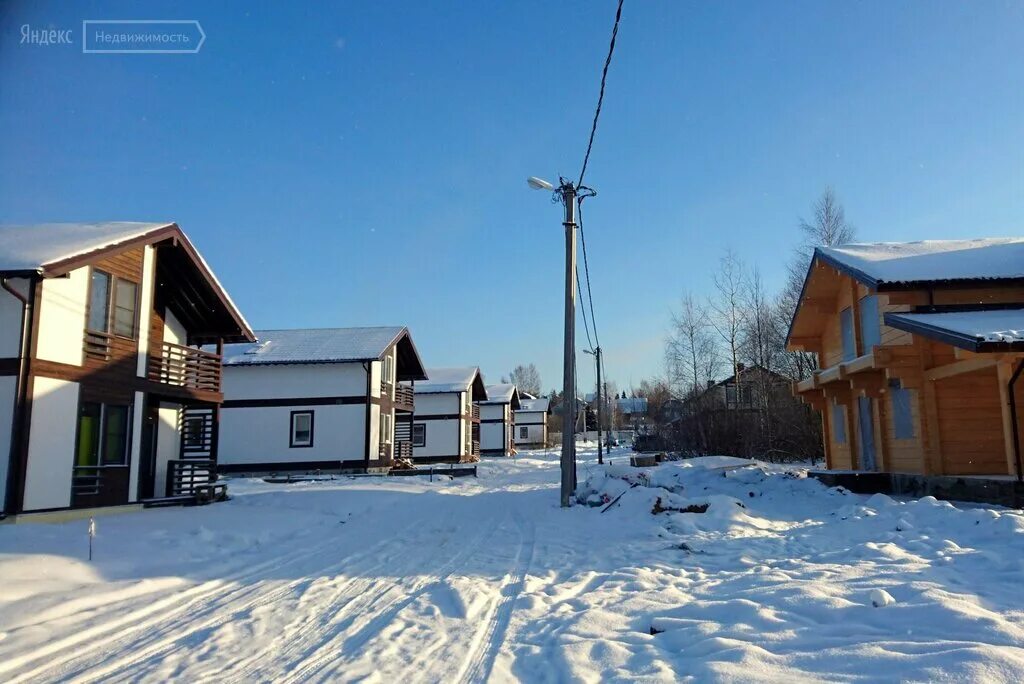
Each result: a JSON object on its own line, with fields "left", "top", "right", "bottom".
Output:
{"left": 527, "top": 176, "right": 554, "bottom": 191}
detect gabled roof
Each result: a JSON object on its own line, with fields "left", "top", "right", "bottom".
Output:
{"left": 480, "top": 383, "right": 521, "bottom": 409}
{"left": 618, "top": 397, "right": 647, "bottom": 414}
{"left": 816, "top": 239, "right": 1024, "bottom": 290}
{"left": 517, "top": 397, "right": 550, "bottom": 413}
{"left": 415, "top": 367, "right": 487, "bottom": 400}
{"left": 712, "top": 364, "right": 787, "bottom": 387}
{"left": 223, "top": 326, "right": 428, "bottom": 380}
{"left": 885, "top": 308, "right": 1024, "bottom": 353}
{"left": 0, "top": 221, "right": 254, "bottom": 343}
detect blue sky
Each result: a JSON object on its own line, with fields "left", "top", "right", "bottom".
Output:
{"left": 2, "top": 1, "right": 1023, "bottom": 393}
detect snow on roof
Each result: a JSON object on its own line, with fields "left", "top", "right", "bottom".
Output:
{"left": 0, "top": 222, "right": 173, "bottom": 273}
{"left": 223, "top": 327, "right": 407, "bottom": 365}
{"left": 817, "top": 238, "right": 1024, "bottom": 288}
{"left": 415, "top": 367, "right": 482, "bottom": 394}
{"left": 481, "top": 383, "right": 517, "bottom": 404}
{"left": 618, "top": 397, "right": 648, "bottom": 413}
{"left": 885, "top": 308, "right": 1024, "bottom": 351}
{"left": 518, "top": 397, "right": 550, "bottom": 412}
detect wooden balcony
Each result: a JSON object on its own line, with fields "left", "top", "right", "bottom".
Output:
{"left": 470, "top": 404, "right": 480, "bottom": 421}
{"left": 149, "top": 342, "right": 222, "bottom": 393}
{"left": 83, "top": 330, "right": 114, "bottom": 362}
{"left": 472, "top": 439, "right": 480, "bottom": 457}
{"left": 394, "top": 440, "right": 412, "bottom": 461}
{"left": 393, "top": 383, "right": 415, "bottom": 411}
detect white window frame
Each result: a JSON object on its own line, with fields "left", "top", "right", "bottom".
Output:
{"left": 290, "top": 411, "right": 314, "bottom": 448}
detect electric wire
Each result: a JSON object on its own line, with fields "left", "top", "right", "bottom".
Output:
{"left": 576, "top": 0, "right": 625, "bottom": 189}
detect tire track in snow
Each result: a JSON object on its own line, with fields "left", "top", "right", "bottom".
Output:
{"left": 454, "top": 511, "right": 535, "bottom": 684}
{"left": 276, "top": 508, "right": 509, "bottom": 684}
{"left": 218, "top": 507, "right": 465, "bottom": 681}
{"left": 9, "top": 518, "right": 421, "bottom": 684}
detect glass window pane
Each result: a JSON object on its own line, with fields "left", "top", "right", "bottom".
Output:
{"left": 859, "top": 296, "right": 881, "bottom": 351}
{"left": 88, "top": 271, "right": 111, "bottom": 332}
{"left": 113, "top": 279, "right": 138, "bottom": 338}
{"left": 892, "top": 388, "right": 915, "bottom": 439}
{"left": 102, "top": 405, "right": 129, "bottom": 465}
{"left": 832, "top": 404, "right": 847, "bottom": 444}
{"left": 840, "top": 307, "right": 856, "bottom": 361}
{"left": 76, "top": 402, "right": 101, "bottom": 466}
{"left": 413, "top": 424, "right": 426, "bottom": 447}
{"left": 292, "top": 412, "right": 312, "bottom": 446}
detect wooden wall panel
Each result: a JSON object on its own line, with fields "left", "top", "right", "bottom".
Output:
{"left": 936, "top": 367, "right": 1008, "bottom": 475}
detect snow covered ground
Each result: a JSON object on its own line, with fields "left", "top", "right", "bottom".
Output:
{"left": 2, "top": 446, "right": 1024, "bottom": 682}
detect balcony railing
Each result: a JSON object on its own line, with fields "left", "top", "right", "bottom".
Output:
{"left": 149, "top": 342, "right": 222, "bottom": 393}
{"left": 167, "top": 459, "right": 216, "bottom": 497}
{"left": 472, "top": 439, "right": 480, "bottom": 457}
{"left": 394, "top": 384, "right": 415, "bottom": 409}
{"left": 83, "top": 330, "right": 113, "bottom": 362}
{"left": 470, "top": 405, "right": 480, "bottom": 421}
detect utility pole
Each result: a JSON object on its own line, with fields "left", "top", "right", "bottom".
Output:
{"left": 596, "top": 346, "right": 603, "bottom": 465}
{"left": 560, "top": 180, "right": 577, "bottom": 507}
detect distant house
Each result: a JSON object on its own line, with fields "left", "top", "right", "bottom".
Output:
{"left": 788, "top": 239, "right": 1024, "bottom": 477}
{"left": 618, "top": 396, "right": 648, "bottom": 429}
{"left": 514, "top": 394, "right": 551, "bottom": 447}
{"left": 412, "top": 367, "right": 487, "bottom": 464}
{"left": 217, "top": 327, "right": 427, "bottom": 474}
{"left": 477, "top": 383, "right": 521, "bottom": 457}
{"left": 0, "top": 222, "right": 254, "bottom": 516}
{"left": 705, "top": 364, "right": 789, "bottom": 410}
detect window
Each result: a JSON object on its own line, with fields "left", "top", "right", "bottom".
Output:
{"left": 113, "top": 279, "right": 139, "bottom": 337}
{"left": 383, "top": 354, "right": 394, "bottom": 384}
{"left": 725, "top": 383, "right": 752, "bottom": 408}
{"left": 290, "top": 411, "right": 314, "bottom": 447}
{"left": 412, "top": 423, "right": 426, "bottom": 447}
{"left": 890, "top": 382, "right": 915, "bottom": 439}
{"left": 519, "top": 426, "right": 529, "bottom": 440}
{"left": 840, "top": 307, "right": 856, "bottom": 361}
{"left": 88, "top": 270, "right": 111, "bottom": 332}
{"left": 76, "top": 402, "right": 131, "bottom": 466}
{"left": 859, "top": 295, "right": 881, "bottom": 352}
{"left": 87, "top": 268, "right": 139, "bottom": 339}
{"left": 380, "top": 412, "right": 392, "bottom": 445}
{"left": 832, "top": 404, "right": 847, "bottom": 444}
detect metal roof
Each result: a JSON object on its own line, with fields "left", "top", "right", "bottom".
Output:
{"left": 224, "top": 327, "right": 410, "bottom": 366}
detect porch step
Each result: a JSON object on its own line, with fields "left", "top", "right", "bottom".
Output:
{"left": 141, "top": 495, "right": 197, "bottom": 509}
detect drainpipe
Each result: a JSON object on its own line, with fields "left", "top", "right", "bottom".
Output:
{"left": 363, "top": 361, "right": 372, "bottom": 471}
{"left": 1, "top": 276, "right": 36, "bottom": 517}
{"left": 1007, "top": 360, "right": 1024, "bottom": 483}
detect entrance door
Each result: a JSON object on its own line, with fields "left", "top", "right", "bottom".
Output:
{"left": 857, "top": 396, "right": 877, "bottom": 471}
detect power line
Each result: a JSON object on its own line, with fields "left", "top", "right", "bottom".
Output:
{"left": 578, "top": 196, "right": 600, "bottom": 349}
{"left": 575, "top": 263, "right": 594, "bottom": 351}
{"left": 576, "top": 0, "right": 625, "bottom": 189}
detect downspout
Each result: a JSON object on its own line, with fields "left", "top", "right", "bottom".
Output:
{"left": 1007, "top": 359, "right": 1024, "bottom": 483}
{"left": 2, "top": 276, "right": 36, "bottom": 517}
{"left": 362, "top": 361, "right": 372, "bottom": 471}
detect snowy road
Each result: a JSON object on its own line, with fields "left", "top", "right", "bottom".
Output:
{"left": 2, "top": 448, "right": 1024, "bottom": 682}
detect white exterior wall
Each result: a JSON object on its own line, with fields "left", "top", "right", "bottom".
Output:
{"left": 0, "top": 376, "right": 15, "bottom": 511}
{"left": 22, "top": 377, "right": 78, "bottom": 511}
{"left": 514, "top": 410, "right": 547, "bottom": 445}
{"left": 219, "top": 363, "right": 372, "bottom": 468}
{"left": 223, "top": 363, "right": 367, "bottom": 400}
{"left": 479, "top": 403, "right": 510, "bottom": 455}
{"left": 220, "top": 404, "right": 367, "bottom": 466}
{"left": 154, "top": 404, "right": 180, "bottom": 497}
{"left": 164, "top": 307, "right": 187, "bottom": 346}
{"left": 127, "top": 390, "right": 145, "bottom": 501}
{"left": 413, "top": 392, "right": 462, "bottom": 459}
{"left": 35, "top": 266, "right": 89, "bottom": 366}
{"left": 136, "top": 245, "right": 155, "bottom": 377}
{"left": 0, "top": 282, "right": 27, "bottom": 357}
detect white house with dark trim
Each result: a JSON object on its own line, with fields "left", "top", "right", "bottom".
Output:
{"left": 477, "top": 383, "right": 521, "bottom": 457}
{"left": 0, "top": 222, "right": 254, "bottom": 517}
{"left": 513, "top": 394, "right": 550, "bottom": 448}
{"left": 217, "top": 327, "right": 428, "bottom": 474}
{"left": 412, "top": 367, "right": 487, "bottom": 464}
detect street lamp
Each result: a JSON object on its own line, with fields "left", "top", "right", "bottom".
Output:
{"left": 528, "top": 175, "right": 578, "bottom": 507}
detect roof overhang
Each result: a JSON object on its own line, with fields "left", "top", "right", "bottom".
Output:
{"left": 884, "top": 310, "right": 1024, "bottom": 353}
{"left": 393, "top": 328, "right": 429, "bottom": 381}
{"left": 470, "top": 369, "right": 487, "bottom": 401}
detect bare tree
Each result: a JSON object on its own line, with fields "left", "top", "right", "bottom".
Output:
{"left": 509, "top": 363, "right": 542, "bottom": 396}
{"left": 666, "top": 293, "right": 719, "bottom": 396}
{"left": 708, "top": 249, "right": 747, "bottom": 387}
